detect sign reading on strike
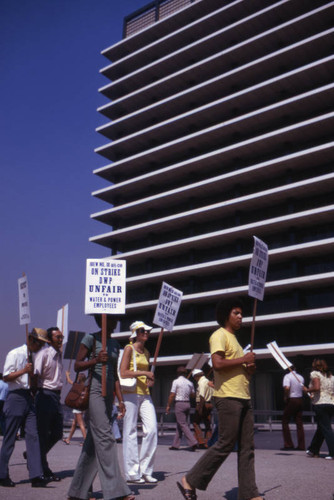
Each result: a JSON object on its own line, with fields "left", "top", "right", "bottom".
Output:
{"left": 18, "top": 275, "right": 31, "bottom": 325}
{"left": 248, "top": 236, "right": 269, "bottom": 301}
{"left": 85, "top": 259, "right": 126, "bottom": 315}
{"left": 153, "top": 282, "right": 183, "bottom": 332}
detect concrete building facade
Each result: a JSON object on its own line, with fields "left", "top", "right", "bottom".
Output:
{"left": 91, "top": 0, "right": 334, "bottom": 411}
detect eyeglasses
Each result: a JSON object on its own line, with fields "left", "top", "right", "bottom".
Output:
{"left": 53, "top": 335, "right": 64, "bottom": 341}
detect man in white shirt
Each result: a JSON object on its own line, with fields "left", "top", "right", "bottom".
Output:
{"left": 0, "top": 328, "right": 49, "bottom": 488}
{"left": 166, "top": 366, "right": 198, "bottom": 451}
{"left": 281, "top": 366, "right": 305, "bottom": 451}
{"left": 34, "top": 326, "right": 64, "bottom": 481}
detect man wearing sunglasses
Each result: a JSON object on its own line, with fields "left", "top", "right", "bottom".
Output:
{"left": 34, "top": 326, "right": 64, "bottom": 482}
{"left": 0, "top": 328, "right": 49, "bottom": 488}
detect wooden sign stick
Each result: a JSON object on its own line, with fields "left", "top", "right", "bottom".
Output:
{"left": 25, "top": 321, "right": 33, "bottom": 387}
{"left": 250, "top": 298, "right": 257, "bottom": 352}
{"left": 102, "top": 313, "right": 107, "bottom": 397}
{"left": 151, "top": 328, "right": 164, "bottom": 373}
{"left": 25, "top": 324, "right": 29, "bottom": 353}
{"left": 68, "top": 331, "right": 78, "bottom": 375}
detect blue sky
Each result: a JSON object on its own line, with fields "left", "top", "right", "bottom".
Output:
{"left": 0, "top": 0, "right": 146, "bottom": 369}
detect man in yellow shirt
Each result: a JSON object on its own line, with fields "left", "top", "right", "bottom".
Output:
{"left": 178, "top": 298, "right": 262, "bottom": 500}
{"left": 192, "top": 369, "right": 213, "bottom": 448}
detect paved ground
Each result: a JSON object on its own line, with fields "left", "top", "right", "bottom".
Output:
{"left": 0, "top": 427, "right": 333, "bottom": 500}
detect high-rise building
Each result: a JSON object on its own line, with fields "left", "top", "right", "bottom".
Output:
{"left": 91, "top": 0, "right": 334, "bottom": 410}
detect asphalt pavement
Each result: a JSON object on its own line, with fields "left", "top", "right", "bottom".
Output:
{"left": 0, "top": 427, "right": 333, "bottom": 500}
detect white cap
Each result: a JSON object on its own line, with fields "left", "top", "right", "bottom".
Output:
{"left": 129, "top": 320, "right": 153, "bottom": 339}
{"left": 192, "top": 368, "right": 204, "bottom": 377}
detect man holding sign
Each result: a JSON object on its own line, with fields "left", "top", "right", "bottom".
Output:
{"left": 0, "top": 328, "right": 49, "bottom": 488}
{"left": 178, "top": 298, "right": 262, "bottom": 500}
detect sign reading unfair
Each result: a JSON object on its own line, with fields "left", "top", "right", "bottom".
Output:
{"left": 153, "top": 281, "right": 183, "bottom": 332}
{"left": 248, "top": 236, "right": 269, "bottom": 301}
{"left": 18, "top": 275, "right": 31, "bottom": 325}
{"left": 85, "top": 259, "right": 126, "bottom": 315}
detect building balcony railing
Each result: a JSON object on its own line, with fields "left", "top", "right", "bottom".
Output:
{"left": 125, "top": 238, "right": 334, "bottom": 287}
{"left": 94, "top": 113, "right": 333, "bottom": 183}
{"left": 91, "top": 172, "right": 334, "bottom": 228}
{"left": 97, "top": 55, "right": 333, "bottom": 134}
{"left": 123, "top": 0, "right": 200, "bottom": 38}
{"left": 111, "top": 307, "right": 334, "bottom": 341}
{"left": 124, "top": 272, "right": 334, "bottom": 310}
{"left": 90, "top": 203, "right": 334, "bottom": 254}
{"left": 95, "top": 84, "right": 333, "bottom": 163}
{"left": 92, "top": 142, "right": 333, "bottom": 204}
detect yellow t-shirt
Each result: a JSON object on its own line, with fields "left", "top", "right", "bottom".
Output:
{"left": 209, "top": 327, "right": 250, "bottom": 399}
{"left": 125, "top": 345, "right": 150, "bottom": 396}
{"left": 196, "top": 376, "right": 214, "bottom": 403}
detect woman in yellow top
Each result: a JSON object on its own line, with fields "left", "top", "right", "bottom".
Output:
{"left": 120, "top": 321, "right": 158, "bottom": 484}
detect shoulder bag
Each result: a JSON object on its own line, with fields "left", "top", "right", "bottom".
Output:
{"left": 118, "top": 346, "right": 137, "bottom": 393}
{"left": 65, "top": 337, "right": 96, "bottom": 411}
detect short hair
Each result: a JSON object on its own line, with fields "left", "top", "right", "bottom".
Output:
{"left": 312, "top": 358, "right": 331, "bottom": 377}
{"left": 216, "top": 297, "right": 244, "bottom": 327}
{"left": 47, "top": 326, "right": 60, "bottom": 342}
{"left": 177, "top": 366, "right": 188, "bottom": 376}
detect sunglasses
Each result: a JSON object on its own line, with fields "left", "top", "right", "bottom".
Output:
{"left": 137, "top": 328, "right": 149, "bottom": 334}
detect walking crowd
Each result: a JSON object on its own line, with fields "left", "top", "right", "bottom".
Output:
{"left": 0, "top": 300, "right": 333, "bottom": 500}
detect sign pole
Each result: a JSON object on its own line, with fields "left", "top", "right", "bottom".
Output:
{"left": 151, "top": 328, "right": 164, "bottom": 373}
{"left": 102, "top": 313, "right": 107, "bottom": 397}
{"left": 250, "top": 298, "right": 257, "bottom": 352}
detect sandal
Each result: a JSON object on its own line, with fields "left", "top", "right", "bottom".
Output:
{"left": 177, "top": 481, "right": 197, "bottom": 500}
